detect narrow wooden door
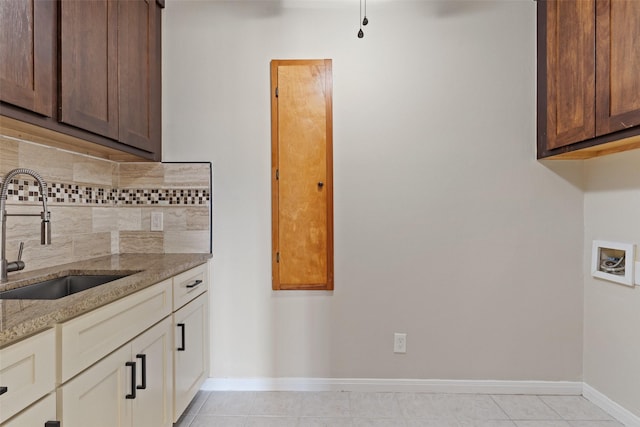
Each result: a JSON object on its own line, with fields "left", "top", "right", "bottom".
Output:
{"left": 0, "top": 0, "right": 55, "bottom": 116}
{"left": 543, "top": 0, "right": 596, "bottom": 150}
{"left": 595, "top": 0, "right": 640, "bottom": 135}
{"left": 271, "top": 59, "right": 333, "bottom": 291}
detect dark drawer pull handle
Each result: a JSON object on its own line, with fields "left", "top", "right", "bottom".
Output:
{"left": 136, "top": 354, "right": 147, "bottom": 390}
{"left": 45, "top": 422, "right": 61, "bottom": 427}
{"left": 186, "top": 279, "right": 203, "bottom": 289}
{"left": 0, "top": 386, "right": 7, "bottom": 395}
{"left": 177, "top": 323, "right": 186, "bottom": 351}
{"left": 125, "top": 361, "right": 136, "bottom": 399}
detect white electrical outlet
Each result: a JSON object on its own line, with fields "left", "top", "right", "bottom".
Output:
{"left": 151, "top": 212, "right": 163, "bottom": 231}
{"left": 394, "top": 333, "right": 407, "bottom": 354}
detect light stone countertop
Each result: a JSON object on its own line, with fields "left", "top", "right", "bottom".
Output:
{"left": 0, "top": 253, "right": 212, "bottom": 348}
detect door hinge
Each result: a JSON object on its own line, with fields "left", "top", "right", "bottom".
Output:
{"left": 275, "top": 87, "right": 279, "bottom": 98}
{"left": 276, "top": 252, "right": 280, "bottom": 263}
{"left": 276, "top": 169, "right": 279, "bottom": 180}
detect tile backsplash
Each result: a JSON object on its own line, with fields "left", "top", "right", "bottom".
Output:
{"left": 0, "top": 135, "right": 211, "bottom": 275}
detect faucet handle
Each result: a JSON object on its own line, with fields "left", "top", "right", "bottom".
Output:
{"left": 6, "top": 242, "right": 26, "bottom": 274}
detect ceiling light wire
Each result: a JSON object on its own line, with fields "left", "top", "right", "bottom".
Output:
{"left": 358, "top": 0, "right": 364, "bottom": 38}
{"left": 363, "top": 0, "right": 368, "bottom": 26}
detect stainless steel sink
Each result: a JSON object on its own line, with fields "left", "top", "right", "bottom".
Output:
{"left": 0, "top": 274, "right": 130, "bottom": 300}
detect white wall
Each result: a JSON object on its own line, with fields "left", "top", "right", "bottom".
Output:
{"left": 163, "top": 0, "right": 585, "bottom": 381}
{"left": 584, "top": 150, "right": 640, "bottom": 418}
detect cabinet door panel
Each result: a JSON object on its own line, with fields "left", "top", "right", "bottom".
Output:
{"left": 118, "top": 0, "right": 160, "bottom": 152}
{"left": 2, "top": 392, "right": 56, "bottom": 427}
{"left": 544, "top": 0, "right": 596, "bottom": 150}
{"left": 60, "top": 344, "right": 131, "bottom": 427}
{"left": 0, "top": 0, "right": 54, "bottom": 116}
{"left": 60, "top": 0, "right": 118, "bottom": 139}
{"left": 173, "top": 294, "right": 208, "bottom": 422}
{"left": 596, "top": 0, "right": 640, "bottom": 135}
{"left": 131, "top": 317, "right": 173, "bottom": 427}
{"left": 0, "top": 329, "right": 55, "bottom": 424}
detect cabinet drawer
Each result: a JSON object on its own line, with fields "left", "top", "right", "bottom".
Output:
{"left": 173, "top": 264, "right": 208, "bottom": 311}
{"left": 0, "top": 329, "right": 55, "bottom": 424}
{"left": 59, "top": 279, "right": 172, "bottom": 383}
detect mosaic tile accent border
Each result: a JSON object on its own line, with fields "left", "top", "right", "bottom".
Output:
{"left": 118, "top": 188, "right": 210, "bottom": 205}
{"left": 1, "top": 179, "right": 210, "bottom": 206}
{"left": 49, "top": 182, "right": 116, "bottom": 205}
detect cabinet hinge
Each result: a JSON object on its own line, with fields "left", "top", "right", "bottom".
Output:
{"left": 275, "top": 87, "right": 279, "bottom": 98}
{"left": 276, "top": 169, "right": 279, "bottom": 180}
{"left": 276, "top": 252, "right": 280, "bottom": 263}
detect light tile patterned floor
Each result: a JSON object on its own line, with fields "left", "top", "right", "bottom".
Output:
{"left": 174, "top": 391, "right": 623, "bottom": 427}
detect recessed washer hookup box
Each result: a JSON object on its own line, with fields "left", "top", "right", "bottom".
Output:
{"left": 591, "top": 240, "right": 636, "bottom": 287}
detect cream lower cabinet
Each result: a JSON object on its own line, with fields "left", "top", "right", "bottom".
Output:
{"left": 0, "top": 328, "right": 57, "bottom": 426}
{"left": 172, "top": 264, "right": 209, "bottom": 422}
{"left": 1, "top": 262, "right": 209, "bottom": 426}
{"left": 1, "top": 393, "right": 56, "bottom": 427}
{"left": 60, "top": 317, "right": 173, "bottom": 427}
{"left": 173, "top": 293, "right": 208, "bottom": 421}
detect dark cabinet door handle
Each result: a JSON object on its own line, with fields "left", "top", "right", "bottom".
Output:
{"left": 318, "top": 181, "right": 324, "bottom": 188}
{"left": 45, "top": 422, "right": 61, "bottom": 427}
{"left": 136, "top": 354, "right": 147, "bottom": 390}
{"left": 125, "top": 361, "right": 136, "bottom": 399}
{"left": 186, "top": 280, "right": 203, "bottom": 289}
{"left": 0, "top": 386, "right": 7, "bottom": 395}
{"left": 177, "top": 323, "right": 186, "bottom": 351}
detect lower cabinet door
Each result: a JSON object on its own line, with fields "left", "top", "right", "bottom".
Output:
{"left": 60, "top": 317, "right": 173, "bottom": 427}
{"left": 0, "top": 328, "right": 56, "bottom": 423}
{"left": 131, "top": 317, "right": 173, "bottom": 427}
{"left": 2, "top": 392, "right": 57, "bottom": 427}
{"left": 60, "top": 345, "right": 132, "bottom": 427}
{"left": 173, "top": 293, "right": 208, "bottom": 422}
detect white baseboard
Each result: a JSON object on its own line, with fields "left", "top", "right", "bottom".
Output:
{"left": 583, "top": 383, "right": 640, "bottom": 427}
{"left": 203, "top": 378, "right": 640, "bottom": 425}
{"left": 203, "top": 377, "right": 582, "bottom": 395}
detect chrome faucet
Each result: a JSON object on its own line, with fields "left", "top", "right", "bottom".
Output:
{"left": 0, "top": 168, "right": 52, "bottom": 282}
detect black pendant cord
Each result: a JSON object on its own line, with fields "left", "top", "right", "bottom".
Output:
{"left": 358, "top": 0, "right": 364, "bottom": 38}
{"left": 363, "top": 0, "right": 368, "bottom": 26}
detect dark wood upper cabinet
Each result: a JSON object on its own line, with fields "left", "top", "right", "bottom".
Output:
{"left": 118, "top": 0, "right": 161, "bottom": 153}
{"left": 60, "top": 0, "right": 161, "bottom": 154}
{"left": 538, "top": 0, "right": 640, "bottom": 159}
{"left": 541, "top": 0, "right": 595, "bottom": 151}
{"left": 0, "top": 0, "right": 56, "bottom": 117}
{"left": 595, "top": 0, "right": 640, "bottom": 136}
{"left": 0, "top": 0, "right": 162, "bottom": 161}
{"left": 60, "top": 0, "right": 119, "bottom": 139}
